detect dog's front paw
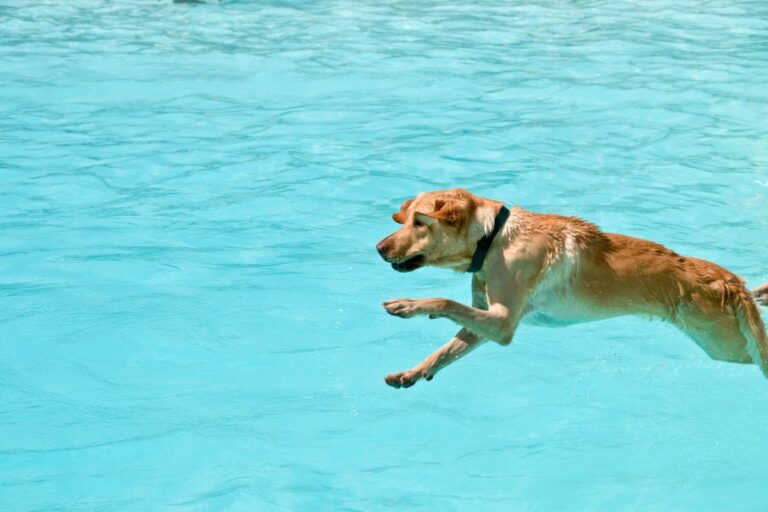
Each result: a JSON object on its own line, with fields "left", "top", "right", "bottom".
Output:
{"left": 382, "top": 299, "right": 425, "bottom": 318}
{"left": 384, "top": 368, "right": 431, "bottom": 389}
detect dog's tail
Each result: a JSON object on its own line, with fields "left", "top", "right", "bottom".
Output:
{"left": 735, "top": 289, "right": 768, "bottom": 379}
{"left": 754, "top": 282, "right": 768, "bottom": 306}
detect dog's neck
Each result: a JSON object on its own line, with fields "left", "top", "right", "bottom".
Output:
{"left": 467, "top": 205, "right": 510, "bottom": 273}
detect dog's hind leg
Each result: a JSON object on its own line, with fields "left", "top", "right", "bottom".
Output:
{"left": 673, "top": 289, "right": 768, "bottom": 378}
{"left": 674, "top": 314, "right": 754, "bottom": 366}
{"left": 735, "top": 292, "right": 768, "bottom": 378}
{"left": 753, "top": 282, "right": 768, "bottom": 306}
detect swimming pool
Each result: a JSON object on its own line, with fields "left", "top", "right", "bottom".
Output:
{"left": 2, "top": 0, "right": 767, "bottom": 509}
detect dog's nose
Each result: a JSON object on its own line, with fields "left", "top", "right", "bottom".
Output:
{"left": 376, "top": 239, "right": 390, "bottom": 259}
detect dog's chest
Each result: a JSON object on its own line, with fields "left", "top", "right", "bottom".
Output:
{"left": 523, "top": 285, "right": 596, "bottom": 326}
{"left": 520, "top": 251, "right": 604, "bottom": 327}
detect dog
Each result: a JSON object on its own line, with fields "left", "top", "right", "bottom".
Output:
{"left": 376, "top": 188, "right": 768, "bottom": 388}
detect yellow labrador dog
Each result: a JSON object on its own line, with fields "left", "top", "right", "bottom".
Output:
{"left": 376, "top": 188, "right": 768, "bottom": 388}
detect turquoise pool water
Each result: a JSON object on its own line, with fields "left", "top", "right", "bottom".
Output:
{"left": 2, "top": 0, "right": 768, "bottom": 510}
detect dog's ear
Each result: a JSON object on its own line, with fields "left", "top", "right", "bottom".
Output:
{"left": 422, "top": 198, "right": 470, "bottom": 225}
{"left": 392, "top": 198, "right": 414, "bottom": 224}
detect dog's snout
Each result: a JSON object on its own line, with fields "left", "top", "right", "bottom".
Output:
{"left": 376, "top": 238, "right": 391, "bottom": 259}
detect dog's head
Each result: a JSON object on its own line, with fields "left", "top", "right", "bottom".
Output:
{"left": 376, "top": 188, "right": 500, "bottom": 272}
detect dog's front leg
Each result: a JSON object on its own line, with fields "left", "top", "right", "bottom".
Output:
{"left": 383, "top": 273, "right": 533, "bottom": 345}
{"left": 384, "top": 328, "right": 483, "bottom": 388}
{"left": 384, "top": 277, "right": 489, "bottom": 389}
{"left": 383, "top": 299, "right": 518, "bottom": 345}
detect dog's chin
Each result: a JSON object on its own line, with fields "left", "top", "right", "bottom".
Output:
{"left": 391, "top": 255, "right": 425, "bottom": 273}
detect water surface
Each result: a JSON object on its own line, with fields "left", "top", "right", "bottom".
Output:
{"left": 2, "top": 0, "right": 768, "bottom": 510}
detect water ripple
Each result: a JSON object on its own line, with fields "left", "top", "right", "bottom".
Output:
{"left": 1, "top": 0, "right": 767, "bottom": 510}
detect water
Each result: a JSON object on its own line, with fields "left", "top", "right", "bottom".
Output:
{"left": 2, "top": 0, "right": 768, "bottom": 510}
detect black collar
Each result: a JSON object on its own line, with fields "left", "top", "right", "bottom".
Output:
{"left": 467, "top": 205, "right": 510, "bottom": 273}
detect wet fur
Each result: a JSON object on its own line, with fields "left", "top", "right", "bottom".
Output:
{"left": 378, "top": 189, "right": 768, "bottom": 388}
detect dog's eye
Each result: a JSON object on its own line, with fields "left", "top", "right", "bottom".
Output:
{"left": 413, "top": 218, "right": 424, "bottom": 227}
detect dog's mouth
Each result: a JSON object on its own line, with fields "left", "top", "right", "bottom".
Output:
{"left": 391, "top": 255, "right": 425, "bottom": 273}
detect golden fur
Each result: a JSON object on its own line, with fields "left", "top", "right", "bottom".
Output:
{"left": 376, "top": 188, "right": 768, "bottom": 388}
